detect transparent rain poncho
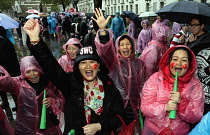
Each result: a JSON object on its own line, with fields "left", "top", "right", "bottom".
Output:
{"left": 0, "top": 56, "right": 64, "bottom": 135}
{"left": 0, "top": 106, "right": 14, "bottom": 135}
{"left": 58, "top": 38, "right": 82, "bottom": 72}
{"left": 140, "top": 20, "right": 171, "bottom": 77}
{"left": 95, "top": 30, "right": 146, "bottom": 133}
{"left": 141, "top": 45, "right": 204, "bottom": 135}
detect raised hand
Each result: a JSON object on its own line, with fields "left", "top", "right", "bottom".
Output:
{"left": 23, "top": 18, "right": 40, "bottom": 41}
{"left": 91, "top": 8, "right": 111, "bottom": 30}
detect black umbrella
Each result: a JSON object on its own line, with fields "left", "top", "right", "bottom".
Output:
{"left": 123, "top": 11, "right": 142, "bottom": 28}
{"left": 156, "top": 1, "right": 210, "bottom": 24}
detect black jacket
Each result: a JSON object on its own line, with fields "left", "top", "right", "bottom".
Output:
{"left": 28, "top": 39, "right": 126, "bottom": 135}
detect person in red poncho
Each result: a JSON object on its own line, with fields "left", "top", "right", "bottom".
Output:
{"left": 141, "top": 45, "right": 204, "bottom": 135}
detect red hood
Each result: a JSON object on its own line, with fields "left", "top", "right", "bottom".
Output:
{"left": 159, "top": 45, "right": 197, "bottom": 83}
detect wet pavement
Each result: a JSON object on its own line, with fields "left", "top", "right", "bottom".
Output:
{"left": 14, "top": 34, "right": 68, "bottom": 61}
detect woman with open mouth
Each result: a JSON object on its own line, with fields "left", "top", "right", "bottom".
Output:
{"left": 141, "top": 45, "right": 204, "bottom": 135}
{"left": 23, "top": 18, "right": 126, "bottom": 135}
{"left": 0, "top": 56, "right": 64, "bottom": 135}
{"left": 58, "top": 38, "right": 82, "bottom": 72}
{"left": 93, "top": 8, "right": 146, "bottom": 134}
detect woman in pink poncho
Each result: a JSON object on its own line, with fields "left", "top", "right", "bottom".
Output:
{"left": 58, "top": 38, "right": 82, "bottom": 72}
{"left": 141, "top": 45, "right": 204, "bottom": 135}
{"left": 137, "top": 19, "right": 152, "bottom": 54}
{"left": 140, "top": 19, "right": 171, "bottom": 77}
{"left": 93, "top": 8, "right": 147, "bottom": 134}
{"left": 0, "top": 56, "right": 64, "bottom": 135}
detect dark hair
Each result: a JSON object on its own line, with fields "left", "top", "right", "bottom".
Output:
{"left": 169, "top": 47, "right": 192, "bottom": 64}
{"left": 191, "top": 15, "right": 206, "bottom": 25}
{"left": 118, "top": 35, "right": 134, "bottom": 54}
{"left": 0, "top": 26, "right": 6, "bottom": 38}
{"left": 190, "top": 15, "right": 207, "bottom": 32}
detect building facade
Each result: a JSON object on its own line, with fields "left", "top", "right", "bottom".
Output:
{"left": 77, "top": 0, "right": 210, "bottom": 15}
{"left": 13, "top": 0, "right": 53, "bottom": 17}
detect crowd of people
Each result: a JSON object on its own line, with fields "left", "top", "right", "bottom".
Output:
{"left": 0, "top": 7, "right": 210, "bottom": 135}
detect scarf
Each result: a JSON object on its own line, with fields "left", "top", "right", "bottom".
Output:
{"left": 84, "top": 77, "right": 104, "bottom": 124}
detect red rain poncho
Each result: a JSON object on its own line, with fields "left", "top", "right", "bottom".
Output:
{"left": 95, "top": 30, "right": 146, "bottom": 133}
{"left": 58, "top": 38, "right": 82, "bottom": 72}
{"left": 141, "top": 45, "right": 204, "bottom": 135}
{"left": 0, "top": 56, "right": 64, "bottom": 135}
{"left": 0, "top": 106, "right": 14, "bottom": 135}
{"left": 140, "top": 19, "right": 171, "bottom": 77}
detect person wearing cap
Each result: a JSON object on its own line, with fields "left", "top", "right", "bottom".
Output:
{"left": 58, "top": 38, "right": 83, "bottom": 72}
{"left": 110, "top": 11, "right": 125, "bottom": 41}
{"left": 92, "top": 8, "right": 147, "bottom": 134}
{"left": 23, "top": 18, "right": 126, "bottom": 135}
{"left": 170, "top": 24, "right": 189, "bottom": 47}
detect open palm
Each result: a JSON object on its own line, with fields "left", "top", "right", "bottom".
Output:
{"left": 91, "top": 8, "right": 111, "bottom": 29}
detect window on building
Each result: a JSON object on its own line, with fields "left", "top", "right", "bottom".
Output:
{"left": 108, "top": 7, "right": 110, "bottom": 15}
{"left": 114, "top": 6, "right": 116, "bottom": 13}
{"left": 121, "top": 6, "right": 123, "bottom": 12}
{"left": 201, "top": 0, "right": 206, "bottom": 3}
{"left": 111, "top": 7, "right": 113, "bottom": 15}
{"left": 153, "top": 2, "right": 157, "bottom": 12}
{"left": 118, "top": 6, "right": 120, "bottom": 12}
{"left": 28, "top": 7, "right": 32, "bottom": 10}
{"left": 47, "top": 7, "right": 51, "bottom": 12}
{"left": 146, "top": 3, "right": 149, "bottom": 11}
{"left": 130, "top": 5, "right": 132, "bottom": 11}
{"left": 126, "top": 5, "right": 128, "bottom": 11}
{"left": 136, "top": 4, "right": 138, "bottom": 14}
{"left": 160, "top": 2, "right": 164, "bottom": 8}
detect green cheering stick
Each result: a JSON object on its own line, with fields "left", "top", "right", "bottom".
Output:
{"left": 40, "top": 89, "right": 47, "bottom": 129}
{"left": 169, "top": 71, "right": 178, "bottom": 119}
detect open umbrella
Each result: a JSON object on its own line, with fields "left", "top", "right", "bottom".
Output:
{"left": 26, "top": 14, "right": 40, "bottom": 19}
{"left": 123, "top": 11, "right": 142, "bottom": 28}
{"left": 26, "top": 9, "right": 40, "bottom": 14}
{"left": 156, "top": 1, "right": 210, "bottom": 24}
{"left": 139, "top": 12, "right": 157, "bottom": 18}
{"left": 0, "top": 13, "right": 19, "bottom": 29}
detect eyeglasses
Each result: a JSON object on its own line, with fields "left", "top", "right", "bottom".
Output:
{"left": 189, "top": 24, "right": 201, "bottom": 28}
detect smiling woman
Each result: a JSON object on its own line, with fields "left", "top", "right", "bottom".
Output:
{"left": 141, "top": 45, "right": 204, "bottom": 135}
{"left": 23, "top": 18, "right": 126, "bottom": 135}
{"left": 0, "top": 56, "right": 65, "bottom": 135}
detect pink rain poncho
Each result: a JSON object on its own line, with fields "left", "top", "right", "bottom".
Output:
{"left": 172, "top": 22, "right": 181, "bottom": 35}
{"left": 141, "top": 45, "right": 204, "bottom": 135}
{"left": 140, "top": 19, "right": 171, "bottom": 77}
{"left": 0, "top": 56, "right": 64, "bottom": 135}
{"left": 0, "top": 106, "right": 14, "bottom": 135}
{"left": 58, "top": 38, "right": 82, "bottom": 72}
{"left": 95, "top": 30, "right": 146, "bottom": 133}
{"left": 128, "top": 21, "right": 139, "bottom": 40}
{"left": 137, "top": 19, "right": 152, "bottom": 54}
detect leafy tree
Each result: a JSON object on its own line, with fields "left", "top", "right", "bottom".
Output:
{"left": 41, "top": 0, "right": 71, "bottom": 12}
{"left": 0, "top": 0, "right": 15, "bottom": 11}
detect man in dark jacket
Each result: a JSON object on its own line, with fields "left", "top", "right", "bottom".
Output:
{"left": 188, "top": 16, "right": 210, "bottom": 115}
